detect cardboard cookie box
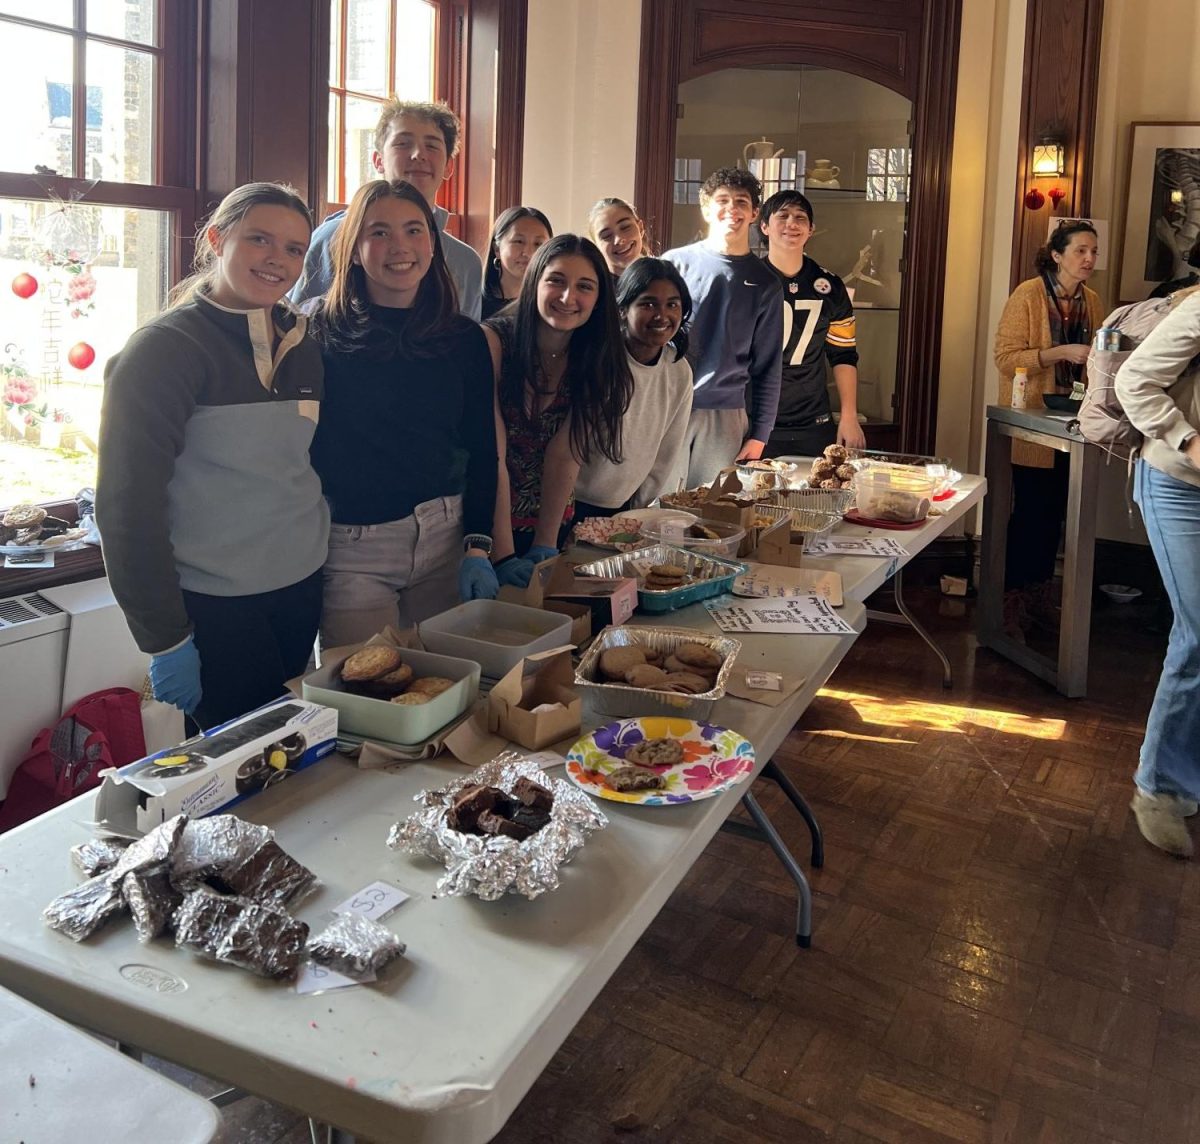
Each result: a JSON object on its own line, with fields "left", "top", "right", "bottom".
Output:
{"left": 95, "top": 698, "right": 338, "bottom": 836}
{"left": 660, "top": 470, "right": 757, "bottom": 556}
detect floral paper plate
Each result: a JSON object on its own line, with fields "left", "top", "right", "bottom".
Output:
{"left": 564, "top": 716, "right": 755, "bottom": 806}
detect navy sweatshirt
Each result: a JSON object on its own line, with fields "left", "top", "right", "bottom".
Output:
{"left": 310, "top": 306, "right": 498, "bottom": 536}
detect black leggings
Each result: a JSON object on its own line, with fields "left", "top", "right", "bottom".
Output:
{"left": 183, "top": 569, "right": 323, "bottom": 730}
{"left": 765, "top": 422, "right": 838, "bottom": 460}
{"left": 1005, "top": 454, "right": 1070, "bottom": 590}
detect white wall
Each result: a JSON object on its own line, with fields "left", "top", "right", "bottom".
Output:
{"left": 521, "top": 0, "right": 641, "bottom": 235}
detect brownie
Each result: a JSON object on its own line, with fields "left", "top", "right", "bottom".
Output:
{"left": 512, "top": 776, "right": 554, "bottom": 812}
{"left": 446, "top": 784, "right": 506, "bottom": 833}
{"left": 123, "top": 862, "right": 183, "bottom": 942}
{"left": 218, "top": 840, "right": 317, "bottom": 908}
{"left": 42, "top": 875, "right": 127, "bottom": 942}
{"left": 173, "top": 888, "right": 245, "bottom": 957}
{"left": 108, "top": 814, "right": 188, "bottom": 883}
{"left": 307, "top": 912, "right": 406, "bottom": 977}
{"left": 477, "top": 808, "right": 533, "bottom": 840}
{"left": 71, "top": 837, "right": 130, "bottom": 878}
{"left": 216, "top": 903, "right": 309, "bottom": 979}
{"left": 510, "top": 805, "right": 552, "bottom": 835}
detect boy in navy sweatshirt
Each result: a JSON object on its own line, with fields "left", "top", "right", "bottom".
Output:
{"left": 664, "top": 167, "right": 783, "bottom": 487}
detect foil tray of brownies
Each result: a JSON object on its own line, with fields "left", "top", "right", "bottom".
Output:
{"left": 387, "top": 751, "right": 607, "bottom": 901}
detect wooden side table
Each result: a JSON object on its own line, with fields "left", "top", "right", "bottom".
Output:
{"left": 978, "top": 404, "right": 1100, "bottom": 697}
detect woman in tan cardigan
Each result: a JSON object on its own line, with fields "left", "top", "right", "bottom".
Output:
{"left": 993, "top": 222, "right": 1104, "bottom": 628}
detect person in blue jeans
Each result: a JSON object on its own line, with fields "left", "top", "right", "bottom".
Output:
{"left": 1115, "top": 287, "right": 1200, "bottom": 855}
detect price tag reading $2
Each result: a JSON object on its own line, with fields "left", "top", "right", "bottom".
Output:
{"left": 333, "top": 880, "right": 410, "bottom": 921}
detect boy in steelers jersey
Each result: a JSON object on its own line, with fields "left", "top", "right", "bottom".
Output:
{"left": 757, "top": 190, "right": 865, "bottom": 458}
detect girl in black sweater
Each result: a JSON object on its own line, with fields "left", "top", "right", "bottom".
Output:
{"left": 309, "top": 179, "right": 499, "bottom": 647}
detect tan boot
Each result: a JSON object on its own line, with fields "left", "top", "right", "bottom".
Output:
{"left": 1131, "top": 790, "right": 1194, "bottom": 857}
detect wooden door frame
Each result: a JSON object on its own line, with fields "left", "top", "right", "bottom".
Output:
{"left": 634, "top": 0, "right": 961, "bottom": 455}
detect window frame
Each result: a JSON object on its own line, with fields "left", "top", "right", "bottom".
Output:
{"left": 322, "top": 0, "right": 466, "bottom": 227}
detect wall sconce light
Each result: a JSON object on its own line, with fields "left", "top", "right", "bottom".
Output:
{"left": 1032, "top": 137, "right": 1066, "bottom": 177}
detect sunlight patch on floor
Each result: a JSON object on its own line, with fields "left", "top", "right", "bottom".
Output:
{"left": 816, "top": 686, "right": 1068, "bottom": 741}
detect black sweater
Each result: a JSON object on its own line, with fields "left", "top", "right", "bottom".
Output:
{"left": 310, "top": 306, "right": 498, "bottom": 534}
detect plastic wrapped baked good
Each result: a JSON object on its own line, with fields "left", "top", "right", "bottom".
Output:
{"left": 123, "top": 862, "right": 182, "bottom": 942}
{"left": 70, "top": 837, "right": 130, "bottom": 878}
{"left": 42, "top": 874, "right": 127, "bottom": 942}
{"left": 216, "top": 839, "right": 318, "bottom": 908}
{"left": 306, "top": 912, "right": 407, "bottom": 976}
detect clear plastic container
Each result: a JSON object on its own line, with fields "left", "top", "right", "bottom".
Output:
{"left": 853, "top": 468, "right": 935, "bottom": 523}
{"left": 637, "top": 515, "right": 746, "bottom": 558}
{"left": 418, "top": 599, "right": 572, "bottom": 679}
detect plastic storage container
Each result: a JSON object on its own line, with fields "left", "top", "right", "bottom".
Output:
{"left": 303, "top": 646, "right": 481, "bottom": 746}
{"left": 853, "top": 467, "right": 936, "bottom": 524}
{"left": 638, "top": 515, "right": 746, "bottom": 558}
{"left": 574, "top": 625, "right": 742, "bottom": 721}
{"left": 418, "top": 599, "right": 573, "bottom": 679}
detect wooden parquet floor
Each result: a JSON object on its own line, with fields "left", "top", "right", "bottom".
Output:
{"left": 185, "top": 588, "right": 1192, "bottom": 1143}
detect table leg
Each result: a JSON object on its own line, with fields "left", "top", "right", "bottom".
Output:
{"left": 866, "top": 568, "right": 954, "bottom": 688}
{"left": 978, "top": 418, "right": 1013, "bottom": 647}
{"left": 309, "top": 1120, "right": 354, "bottom": 1143}
{"left": 761, "top": 759, "right": 824, "bottom": 867}
{"left": 1057, "top": 438, "right": 1099, "bottom": 697}
{"left": 741, "top": 791, "right": 813, "bottom": 947}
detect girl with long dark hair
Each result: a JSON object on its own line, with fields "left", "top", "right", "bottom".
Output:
{"left": 309, "top": 179, "right": 499, "bottom": 647}
{"left": 484, "top": 234, "right": 633, "bottom": 585}
{"left": 574, "top": 257, "right": 694, "bottom": 517}
{"left": 481, "top": 206, "right": 553, "bottom": 320}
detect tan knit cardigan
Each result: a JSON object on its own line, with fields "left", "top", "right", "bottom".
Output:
{"left": 993, "top": 276, "right": 1105, "bottom": 467}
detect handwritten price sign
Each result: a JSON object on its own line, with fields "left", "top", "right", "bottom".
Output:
{"left": 332, "top": 880, "right": 410, "bottom": 921}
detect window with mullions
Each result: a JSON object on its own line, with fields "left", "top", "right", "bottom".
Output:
{"left": 866, "top": 147, "right": 910, "bottom": 203}
{"left": 327, "top": 0, "right": 439, "bottom": 209}
{"left": 0, "top": 1, "right": 193, "bottom": 508}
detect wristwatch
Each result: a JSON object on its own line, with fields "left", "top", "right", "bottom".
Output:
{"left": 463, "top": 533, "right": 493, "bottom": 556}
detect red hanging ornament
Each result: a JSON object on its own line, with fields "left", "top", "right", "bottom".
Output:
{"left": 67, "top": 341, "right": 96, "bottom": 370}
{"left": 11, "top": 272, "right": 38, "bottom": 299}
{"left": 1049, "top": 186, "right": 1067, "bottom": 208}
{"left": 1024, "top": 187, "right": 1046, "bottom": 211}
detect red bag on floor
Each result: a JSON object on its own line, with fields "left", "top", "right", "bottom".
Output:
{"left": 0, "top": 687, "right": 145, "bottom": 833}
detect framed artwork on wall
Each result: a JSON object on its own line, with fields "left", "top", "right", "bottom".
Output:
{"left": 1118, "top": 122, "right": 1200, "bottom": 302}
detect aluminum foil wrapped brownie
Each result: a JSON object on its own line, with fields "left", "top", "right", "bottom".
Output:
{"left": 108, "top": 814, "right": 189, "bottom": 882}
{"left": 123, "top": 862, "right": 183, "bottom": 942}
{"left": 70, "top": 837, "right": 130, "bottom": 878}
{"left": 306, "top": 912, "right": 407, "bottom": 977}
{"left": 42, "top": 875, "right": 127, "bottom": 941}
{"left": 169, "top": 815, "right": 274, "bottom": 889}
{"left": 173, "top": 887, "right": 309, "bottom": 979}
{"left": 216, "top": 838, "right": 318, "bottom": 908}
{"left": 387, "top": 752, "right": 607, "bottom": 901}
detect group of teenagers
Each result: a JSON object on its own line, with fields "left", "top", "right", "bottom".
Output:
{"left": 95, "top": 99, "right": 866, "bottom": 730}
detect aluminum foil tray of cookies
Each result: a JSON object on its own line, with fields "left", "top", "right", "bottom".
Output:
{"left": 387, "top": 751, "right": 607, "bottom": 900}
{"left": 573, "top": 544, "right": 747, "bottom": 614}
{"left": 574, "top": 625, "right": 742, "bottom": 720}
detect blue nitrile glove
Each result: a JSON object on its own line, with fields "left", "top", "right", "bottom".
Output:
{"left": 494, "top": 554, "right": 536, "bottom": 589}
{"left": 526, "top": 544, "right": 560, "bottom": 566}
{"left": 459, "top": 555, "right": 499, "bottom": 601}
{"left": 149, "top": 635, "right": 202, "bottom": 714}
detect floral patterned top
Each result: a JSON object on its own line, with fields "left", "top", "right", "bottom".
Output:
{"left": 487, "top": 315, "right": 574, "bottom": 534}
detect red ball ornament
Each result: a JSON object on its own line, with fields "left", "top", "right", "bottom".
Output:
{"left": 1024, "top": 187, "right": 1046, "bottom": 211}
{"left": 67, "top": 341, "right": 96, "bottom": 370}
{"left": 11, "top": 272, "right": 38, "bottom": 299}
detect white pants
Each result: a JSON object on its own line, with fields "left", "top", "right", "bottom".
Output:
{"left": 320, "top": 496, "right": 463, "bottom": 650}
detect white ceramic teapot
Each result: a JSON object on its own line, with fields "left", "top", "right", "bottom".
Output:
{"left": 743, "top": 137, "right": 785, "bottom": 167}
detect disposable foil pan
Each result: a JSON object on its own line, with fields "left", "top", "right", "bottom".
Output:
{"left": 386, "top": 752, "right": 607, "bottom": 901}
{"left": 574, "top": 544, "right": 747, "bottom": 613}
{"left": 754, "top": 505, "right": 843, "bottom": 550}
{"left": 760, "top": 487, "right": 857, "bottom": 517}
{"left": 575, "top": 625, "right": 742, "bottom": 720}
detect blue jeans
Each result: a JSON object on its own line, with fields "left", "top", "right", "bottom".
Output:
{"left": 1133, "top": 461, "right": 1200, "bottom": 798}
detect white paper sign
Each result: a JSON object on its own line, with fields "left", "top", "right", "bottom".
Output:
{"left": 333, "top": 880, "right": 410, "bottom": 921}
{"left": 294, "top": 960, "right": 376, "bottom": 995}
{"left": 703, "top": 595, "right": 856, "bottom": 635}
{"left": 521, "top": 749, "right": 567, "bottom": 770}
{"left": 804, "top": 536, "right": 906, "bottom": 559}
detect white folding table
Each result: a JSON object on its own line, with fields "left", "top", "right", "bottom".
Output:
{"left": 0, "top": 600, "right": 863, "bottom": 1144}
{"left": 0, "top": 983, "right": 222, "bottom": 1143}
